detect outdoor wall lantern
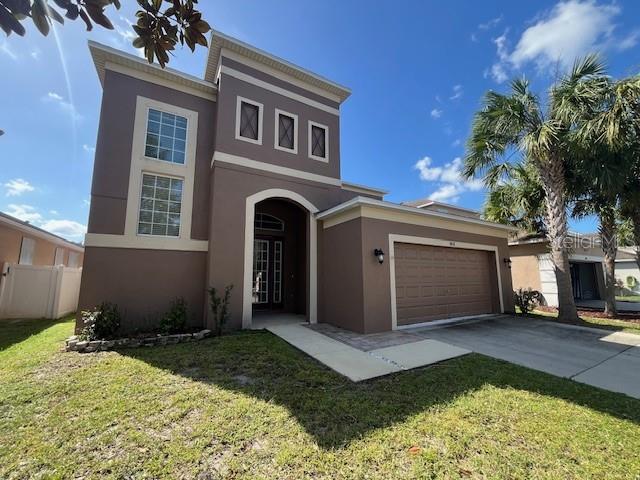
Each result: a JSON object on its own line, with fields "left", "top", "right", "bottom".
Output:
{"left": 374, "top": 248, "right": 385, "bottom": 264}
{"left": 503, "top": 257, "right": 512, "bottom": 269}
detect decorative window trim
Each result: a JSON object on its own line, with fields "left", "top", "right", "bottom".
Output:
{"left": 273, "top": 108, "right": 298, "bottom": 154}
{"left": 235, "top": 96, "right": 263, "bottom": 145}
{"left": 123, "top": 96, "right": 198, "bottom": 248}
{"left": 143, "top": 107, "right": 189, "bottom": 166}
{"left": 136, "top": 172, "right": 184, "bottom": 238}
{"left": 308, "top": 120, "right": 329, "bottom": 163}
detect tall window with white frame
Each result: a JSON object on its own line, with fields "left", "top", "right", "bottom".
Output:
{"left": 144, "top": 108, "right": 187, "bottom": 165}
{"left": 236, "top": 97, "right": 263, "bottom": 144}
{"left": 308, "top": 122, "right": 328, "bottom": 161}
{"left": 138, "top": 173, "right": 183, "bottom": 237}
{"left": 275, "top": 109, "right": 297, "bottom": 153}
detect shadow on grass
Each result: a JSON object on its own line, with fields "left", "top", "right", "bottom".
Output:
{"left": 524, "top": 311, "right": 640, "bottom": 333}
{"left": 119, "top": 330, "right": 640, "bottom": 449}
{"left": 0, "top": 318, "right": 63, "bottom": 351}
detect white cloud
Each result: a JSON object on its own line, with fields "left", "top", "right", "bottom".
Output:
{"left": 430, "top": 108, "right": 443, "bottom": 119}
{"left": 478, "top": 15, "right": 504, "bottom": 31}
{"left": 83, "top": 144, "right": 96, "bottom": 154}
{"left": 42, "top": 92, "right": 82, "bottom": 121}
{"left": 414, "top": 156, "right": 484, "bottom": 203}
{"left": 110, "top": 16, "right": 145, "bottom": 59}
{"left": 451, "top": 138, "right": 462, "bottom": 147}
{"left": 2, "top": 204, "right": 86, "bottom": 241}
{"left": 0, "top": 40, "right": 17, "bottom": 61}
{"left": 83, "top": 199, "right": 90, "bottom": 207}
{"left": 449, "top": 84, "right": 463, "bottom": 100}
{"left": 4, "top": 204, "right": 42, "bottom": 223}
{"left": 40, "top": 219, "right": 87, "bottom": 242}
{"left": 30, "top": 48, "right": 41, "bottom": 61}
{"left": 4, "top": 178, "right": 34, "bottom": 197}
{"left": 488, "top": 1, "right": 635, "bottom": 82}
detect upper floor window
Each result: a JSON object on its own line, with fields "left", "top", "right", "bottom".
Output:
{"left": 145, "top": 108, "right": 187, "bottom": 165}
{"left": 137, "top": 173, "right": 183, "bottom": 237}
{"left": 274, "top": 109, "right": 298, "bottom": 154}
{"left": 308, "top": 121, "right": 329, "bottom": 162}
{"left": 68, "top": 251, "right": 80, "bottom": 268}
{"left": 235, "top": 96, "right": 263, "bottom": 145}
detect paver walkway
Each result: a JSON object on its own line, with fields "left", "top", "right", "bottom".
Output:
{"left": 266, "top": 323, "right": 469, "bottom": 382}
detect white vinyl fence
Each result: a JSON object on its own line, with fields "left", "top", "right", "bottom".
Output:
{"left": 0, "top": 262, "right": 82, "bottom": 320}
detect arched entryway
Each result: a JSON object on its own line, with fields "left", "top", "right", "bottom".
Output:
{"left": 243, "top": 189, "right": 318, "bottom": 328}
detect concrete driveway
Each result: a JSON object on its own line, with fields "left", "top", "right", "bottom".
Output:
{"left": 408, "top": 316, "right": 640, "bottom": 399}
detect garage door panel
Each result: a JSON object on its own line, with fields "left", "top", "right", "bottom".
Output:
{"left": 395, "top": 243, "right": 497, "bottom": 326}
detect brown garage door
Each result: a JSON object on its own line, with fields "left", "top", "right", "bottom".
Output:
{"left": 394, "top": 243, "right": 498, "bottom": 326}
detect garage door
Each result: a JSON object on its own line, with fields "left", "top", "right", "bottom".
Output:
{"left": 394, "top": 243, "right": 497, "bottom": 326}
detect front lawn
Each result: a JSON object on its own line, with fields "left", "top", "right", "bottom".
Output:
{"left": 1, "top": 317, "right": 639, "bottom": 479}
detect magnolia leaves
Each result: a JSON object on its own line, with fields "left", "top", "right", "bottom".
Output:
{"left": 0, "top": 0, "right": 210, "bottom": 68}
{"left": 132, "top": 0, "right": 210, "bottom": 68}
{"left": 0, "top": 0, "right": 120, "bottom": 37}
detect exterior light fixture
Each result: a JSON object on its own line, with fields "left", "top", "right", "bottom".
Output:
{"left": 374, "top": 248, "right": 385, "bottom": 264}
{"left": 503, "top": 257, "right": 512, "bottom": 269}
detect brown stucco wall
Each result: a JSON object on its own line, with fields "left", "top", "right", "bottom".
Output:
{"left": 77, "top": 247, "right": 207, "bottom": 333}
{"left": 0, "top": 224, "right": 22, "bottom": 265}
{"left": 318, "top": 218, "right": 365, "bottom": 332}
{"left": 207, "top": 162, "right": 345, "bottom": 329}
{"left": 321, "top": 216, "right": 515, "bottom": 333}
{"left": 87, "top": 69, "right": 216, "bottom": 240}
{"left": 215, "top": 70, "right": 341, "bottom": 179}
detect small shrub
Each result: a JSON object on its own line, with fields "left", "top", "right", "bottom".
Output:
{"left": 80, "top": 302, "right": 121, "bottom": 340}
{"left": 514, "top": 288, "right": 542, "bottom": 315}
{"left": 160, "top": 297, "right": 189, "bottom": 334}
{"left": 208, "top": 284, "right": 233, "bottom": 336}
{"left": 626, "top": 276, "right": 638, "bottom": 290}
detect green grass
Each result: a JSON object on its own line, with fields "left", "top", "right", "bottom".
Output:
{"left": 2, "top": 318, "right": 640, "bottom": 479}
{"left": 530, "top": 309, "right": 640, "bottom": 334}
{"left": 616, "top": 295, "right": 640, "bottom": 303}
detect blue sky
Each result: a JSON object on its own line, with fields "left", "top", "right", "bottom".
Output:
{"left": 1, "top": 0, "right": 639, "bottom": 241}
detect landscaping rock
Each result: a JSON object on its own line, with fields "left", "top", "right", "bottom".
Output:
{"left": 167, "top": 334, "right": 181, "bottom": 344}
{"left": 193, "top": 331, "right": 206, "bottom": 340}
{"left": 180, "top": 333, "right": 193, "bottom": 342}
{"left": 129, "top": 339, "right": 141, "bottom": 348}
{"left": 157, "top": 336, "right": 168, "bottom": 346}
{"left": 143, "top": 337, "right": 157, "bottom": 346}
{"left": 201, "top": 329, "right": 212, "bottom": 338}
{"left": 75, "top": 341, "right": 88, "bottom": 351}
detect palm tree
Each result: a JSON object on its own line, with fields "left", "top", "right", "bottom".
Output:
{"left": 483, "top": 162, "right": 546, "bottom": 234}
{"left": 464, "top": 56, "right": 609, "bottom": 322}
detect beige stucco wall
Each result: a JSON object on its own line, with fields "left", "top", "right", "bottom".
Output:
{"left": 510, "top": 255, "right": 541, "bottom": 292}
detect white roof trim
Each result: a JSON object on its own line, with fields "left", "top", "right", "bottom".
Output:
{"left": 317, "top": 196, "right": 517, "bottom": 232}
{"left": 341, "top": 181, "right": 388, "bottom": 197}
{"left": 205, "top": 30, "right": 351, "bottom": 103}
{"left": 88, "top": 41, "right": 217, "bottom": 100}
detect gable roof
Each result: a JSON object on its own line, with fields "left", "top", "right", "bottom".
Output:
{"left": 205, "top": 30, "right": 351, "bottom": 103}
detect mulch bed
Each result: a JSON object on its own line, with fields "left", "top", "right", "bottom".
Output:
{"left": 536, "top": 305, "right": 640, "bottom": 324}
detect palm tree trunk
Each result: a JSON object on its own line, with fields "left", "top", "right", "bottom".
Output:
{"left": 600, "top": 210, "right": 618, "bottom": 317}
{"left": 538, "top": 157, "right": 579, "bottom": 322}
{"left": 633, "top": 211, "right": 640, "bottom": 271}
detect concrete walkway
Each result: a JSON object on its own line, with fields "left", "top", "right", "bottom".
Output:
{"left": 265, "top": 323, "right": 469, "bottom": 382}
{"left": 411, "top": 316, "right": 640, "bottom": 399}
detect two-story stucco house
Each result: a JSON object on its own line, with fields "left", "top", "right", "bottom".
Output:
{"left": 78, "top": 31, "right": 516, "bottom": 334}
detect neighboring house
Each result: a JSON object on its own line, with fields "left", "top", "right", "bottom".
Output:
{"left": 78, "top": 31, "right": 516, "bottom": 334}
{"left": 509, "top": 232, "right": 636, "bottom": 306}
{"left": 616, "top": 247, "right": 640, "bottom": 294}
{"left": 0, "top": 211, "right": 84, "bottom": 320}
{"left": 0, "top": 211, "right": 84, "bottom": 268}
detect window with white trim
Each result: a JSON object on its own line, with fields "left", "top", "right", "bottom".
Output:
{"left": 235, "top": 97, "right": 263, "bottom": 144}
{"left": 308, "top": 121, "right": 328, "bottom": 161}
{"left": 275, "top": 109, "right": 297, "bottom": 153}
{"left": 54, "top": 247, "right": 65, "bottom": 265}
{"left": 144, "top": 108, "right": 187, "bottom": 165}
{"left": 137, "top": 173, "right": 183, "bottom": 237}
{"left": 19, "top": 237, "right": 35, "bottom": 265}
{"left": 68, "top": 251, "right": 80, "bottom": 268}
{"left": 254, "top": 213, "right": 284, "bottom": 231}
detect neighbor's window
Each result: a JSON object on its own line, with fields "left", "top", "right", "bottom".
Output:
{"left": 54, "top": 247, "right": 65, "bottom": 266}
{"left": 236, "top": 97, "right": 263, "bottom": 144}
{"left": 68, "top": 251, "right": 80, "bottom": 268}
{"left": 309, "top": 122, "right": 328, "bottom": 161}
{"left": 138, "top": 173, "right": 183, "bottom": 237}
{"left": 276, "top": 110, "right": 296, "bottom": 152}
{"left": 19, "top": 237, "right": 35, "bottom": 265}
{"left": 144, "top": 108, "right": 187, "bottom": 165}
